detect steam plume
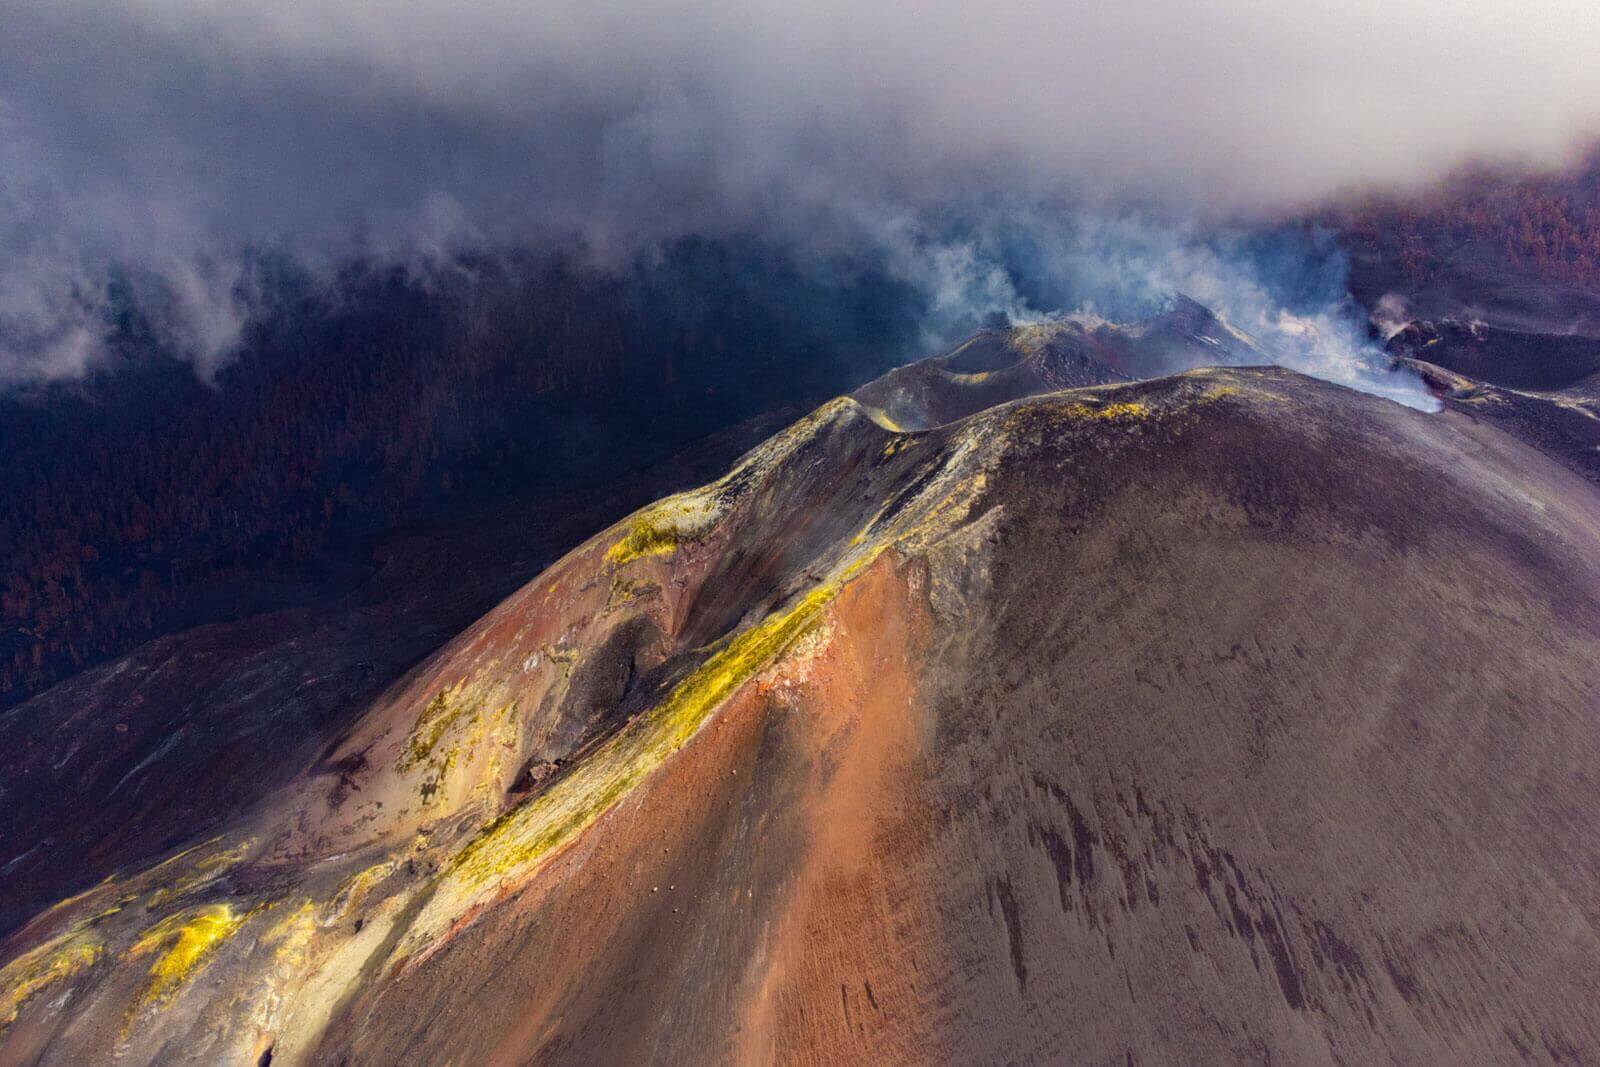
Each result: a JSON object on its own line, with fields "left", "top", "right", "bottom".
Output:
{"left": 2, "top": 0, "right": 1597, "bottom": 391}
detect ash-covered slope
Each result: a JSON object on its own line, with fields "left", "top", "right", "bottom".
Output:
{"left": 1386, "top": 319, "right": 1600, "bottom": 483}
{"left": 3, "top": 339, "right": 1600, "bottom": 1063}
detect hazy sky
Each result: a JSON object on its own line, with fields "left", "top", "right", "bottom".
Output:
{"left": 3, "top": 0, "right": 1599, "bottom": 377}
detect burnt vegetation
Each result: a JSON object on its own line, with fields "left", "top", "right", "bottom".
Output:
{"left": 1335, "top": 146, "right": 1600, "bottom": 296}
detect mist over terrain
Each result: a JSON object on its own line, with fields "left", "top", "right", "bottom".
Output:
{"left": 3, "top": 0, "right": 1598, "bottom": 393}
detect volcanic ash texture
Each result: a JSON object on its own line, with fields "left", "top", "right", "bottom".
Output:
{"left": 3, "top": 354, "right": 1600, "bottom": 1063}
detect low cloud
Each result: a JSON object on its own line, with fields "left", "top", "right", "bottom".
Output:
{"left": 1, "top": 0, "right": 1596, "bottom": 382}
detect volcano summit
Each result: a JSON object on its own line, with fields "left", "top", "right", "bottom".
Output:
{"left": 7, "top": 1, "right": 1600, "bottom": 1060}
{"left": 3, "top": 305, "right": 1598, "bottom": 1064}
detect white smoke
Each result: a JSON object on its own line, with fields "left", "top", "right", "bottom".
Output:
{"left": 860, "top": 209, "right": 1440, "bottom": 409}
{"left": 1, "top": 0, "right": 1596, "bottom": 384}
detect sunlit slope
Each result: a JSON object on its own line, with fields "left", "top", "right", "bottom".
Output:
{"left": 3, "top": 361, "right": 1599, "bottom": 1064}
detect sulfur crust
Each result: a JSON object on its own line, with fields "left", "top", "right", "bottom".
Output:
{"left": 407, "top": 552, "right": 882, "bottom": 954}
{"left": 0, "top": 931, "right": 102, "bottom": 1031}
{"left": 604, "top": 395, "right": 878, "bottom": 568}
{"left": 127, "top": 904, "right": 247, "bottom": 1007}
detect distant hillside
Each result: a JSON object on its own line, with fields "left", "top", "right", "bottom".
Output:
{"left": 0, "top": 241, "right": 924, "bottom": 709}
{"left": 1332, "top": 147, "right": 1600, "bottom": 331}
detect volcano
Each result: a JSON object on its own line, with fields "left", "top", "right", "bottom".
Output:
{"left": 3, "top": 314, "right": 1599, "bottom": 1064}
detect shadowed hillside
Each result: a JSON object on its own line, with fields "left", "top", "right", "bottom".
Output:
{"left": 1382, "top": 319, "right": 1600, "bottom": 484}
{"left": 0, "top": 243, "right": 923, "bottom": 710}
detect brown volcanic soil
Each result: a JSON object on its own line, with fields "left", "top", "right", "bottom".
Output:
{"left": 316, "top": 559, "right": 936, "bottom": 1065}
{"left": 4, "top": 358, "right": 1600, "bottom": 1064}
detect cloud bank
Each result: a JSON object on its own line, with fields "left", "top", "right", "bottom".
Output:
{"left": 2, "top": 0, "right": 1597, "bottom": 387}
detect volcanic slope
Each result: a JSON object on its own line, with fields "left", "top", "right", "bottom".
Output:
{"left": 851, "top": 294, "right": 1261, "bottom": 431}
{"left": 3, "top": 340, "right": 1600, "bottom": 1063}
{"left": 1387, "top": 318, "right": 1600, "bottom": 483}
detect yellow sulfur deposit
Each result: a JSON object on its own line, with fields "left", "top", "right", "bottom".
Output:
{"left": 605, "top": 488, "right": 725, "bottom": 567}
{"left": 0, "top": 932, "right": 101, "bottom": 1030}
{"left": 449, "top": 572, "right": 848, "bottom": 888}
{"left": 128, "top": 904, "right": 246, "bottom": 1006}
{"left": 605, "top": 515, "right": 680, "bottom": 565}
{"left": 399, "top": 549, "right": 890, "bottom": 960}
{"left": 399, "top": 683, "right": 483, "bottom": 773}
{"left": 1060, "top": 399, "right": 1151, "bottom": 421}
